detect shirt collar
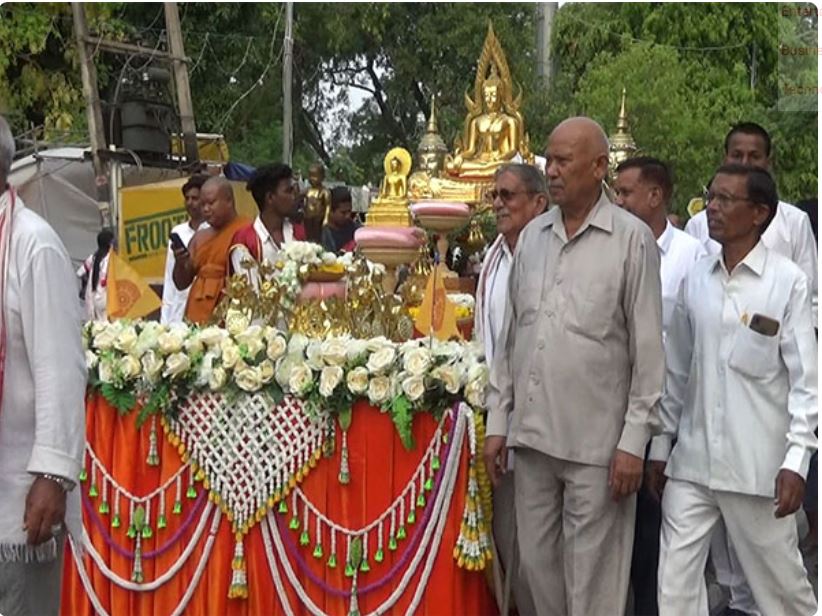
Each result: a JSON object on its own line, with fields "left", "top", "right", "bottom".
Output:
{"left": 253, "top": 216, "right": 293, "bottom": 245}
{"left": 657, "top": 221, "right": 674, "bottom": 255}
{"left": 540, "top": 190, "right": 614, "bottom": 237}
{"left": 712, "top": 239, "right": 768, "bottom": 277}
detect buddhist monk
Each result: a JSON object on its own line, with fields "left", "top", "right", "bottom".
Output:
{"left": 172, "top": 176, "right": 250, "bottom": 324}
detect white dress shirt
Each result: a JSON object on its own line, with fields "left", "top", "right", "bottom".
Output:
{"left": 476, "top": 236, "right": 513, "bottom": 364}
{"left": 1, "top": 198, "right": 86, "bottom": 558}
{"left": 651, "top": 241, "right": 818, "bottom": 497}
{"left": 161, "top": 220, "right": 208, "bottom": 324}
{"left": 76, "top": 252, "right": 109, "bottom": 321}
{"left": 230, "top": 215, "right": 297, "bottom": 274}
{"left": 685, "top": 202, "right": 818, "bottom": 323}
{"left": 657, "top": 222, "right": 706, "bottom": 337}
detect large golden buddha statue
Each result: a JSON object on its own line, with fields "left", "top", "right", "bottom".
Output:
{"left": 445, "top": 24, "right": 533, "bottom": 180}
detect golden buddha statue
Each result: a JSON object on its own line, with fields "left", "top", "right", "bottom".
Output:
{"left": 304, "top": 162, "right": 332, "bottom": 242}
{"left": 366, "top": 147, "right": 413, "bottom": 227}
{"left": 608, "top": 88, "right": 638, "bottom": 181}
{"left": 444, "top": 24, "right": 533, "bottom": 180}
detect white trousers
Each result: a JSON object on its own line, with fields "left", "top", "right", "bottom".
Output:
{"left": 658, "top": 479, "right": 816, "bottom": 616}
{"left": 710, "top": 519, "right": 760, "bottom": 614}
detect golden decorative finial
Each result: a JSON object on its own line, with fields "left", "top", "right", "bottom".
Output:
{"left": 419, "top": 96, "right": 447, "bottom": 155}
{"left": 608, "top": 87, "right": 638, "bottom": 178}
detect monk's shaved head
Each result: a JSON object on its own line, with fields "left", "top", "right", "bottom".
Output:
{"left": 201, "top": 176, "right": 237, "bottom": 229}
{"left": 203, "top": 176, "right": 235, "bottom": 202}
{"left": 545, "top": 116, "right": 610, "bottom": 210}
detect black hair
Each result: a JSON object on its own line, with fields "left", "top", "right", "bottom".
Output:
{"left": 245, "top": 163, "right": 293, "bottom": 210}
{"left": 615, "top": 156, "right": 674, "bottom": 204}
{"left": 330, "top": 186, "right": 352, "bottom": 211}
{"left": 713, "top": 163, "right": 779, "bottom": 234}
{"left": 724, "top": 122, "right": 771, "bottom": 158}
{"left": 181, "top": 173, "right": 209, "bottom": 197}
{"left": 92, "top": 228, "right": 115, "bottom": 291}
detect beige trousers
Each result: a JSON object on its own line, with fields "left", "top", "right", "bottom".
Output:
{"left": 659, "top": 478, "right": 816, "bottom": 616}
{"left": 514, "top": 447, "right": 636, "bottom": 616}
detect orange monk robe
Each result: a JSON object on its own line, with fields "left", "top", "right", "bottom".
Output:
{"left": 184, "top": 216, "right": 250, "bottom": 324}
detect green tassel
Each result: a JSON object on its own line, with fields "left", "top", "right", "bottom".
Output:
{"left": 424, "top": 477, "right": 433, "bottom": 492}
{"left": 338, "top": 470, "right": 350, "bottom": 485}
{"left": 111, "top": 514, "right": 121, "bottom": 529}
{"left": 313, "top": 544, "right": 323, "bottom": 559}
{"left": 299, "top": 530, "right": 310, "bottom": 546}
{"left": 157, "top": 514, "right": 167, "bottom": 530}
{"left": 79, "top": 468, "right": 87, "bottom": 482}
{"left": 327, "top": 553, "right": 337, "bottom": 568}
{"left": 374, "top": 548, "right": 384, "bottom": 563}
{"left": 89, "top": 483, "right": 98, "bottom": 498}
{"left": 186, "top": 486, "right": 197, "bottom": 499}
{"left": 132, "top": 570, "right": 144, "bottom": 583}
{"left": 289, "top": 517, "right": 300, "bottom": 530}
{"left": 172, "top": 501, "right": 182, "bottom": 514}
{"left": 142, "top": 525, "right": 153, "bottom": 539}
{"left": 126, "top": 524, "right": 136, "bottom": 539}
{"left": 359, "top": 558, "right": 371, "bottom": 573}
{"left": 431, "top": 455, "right": 441, "bottom": 471}
{"left": 407, "top": 510, "right": 416, "bottom": 525}
{"left": 344, "top": 562, "right": 355, "bottom": 577}
{"left": 417, "top": 493, "right": 426, "bottom": 508}
{"left": 99, "top": 501, "right": 110, "bottom": 515}
{"left": 278, "top": 501, "right": 288, "bottom": 514}
{"left": 388, "top": 535, "right": 397, "bottom": 551}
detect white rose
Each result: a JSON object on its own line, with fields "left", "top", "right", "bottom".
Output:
{"left": 135, "top": 322, "right": 164, "bottom": 355}
{"left": 464, "top": 381, "right": 485, "bottom": 408}
{"left": 235, "top": 366, "right": 263, "bottom": 392}
{"left": 98, "top": 358, "right": 116, "bottom": 383}
{"left": 239, "top": 336, "right": 265, "bottom": 360}
{"left": 235, "top": 325, "right": 263, "bottom": 346}
{"left": 401, "top": 374, "right": 426, "bottom": 402}
{"left": 433, "top": 364, "right": 462, "bottom": 394}
{"left": 208, "top": 366, "right": 227, "bottom": 391}
{"left": 85, "top": 350, "right": 98, "bottom": 370}
{"left": 141, "top": 350, "right": 164, "bottom": 380}
{"left": 225, "top": 308, "right": 251, "bottom": 336}
{"left": 305, "top": 341, "right": 325, "bottom": 370}
{"left": 158, "top": 330, "right": 185, "bottom": 355}
{"left": 365, "top": 336, "right": 392, "bottom": 352}
{"left": 288, "top": 362, "right": 315, "bottom": 396}
{"left": 346, "top": 366, "right": 369, "bottom": 395}
{"left": 198, "top": 326, "right": 227, "bottom": 348}
{"left": 320, "top": 338, "right": 348, "bottom": 366}
{"left": 368, "top": 375, "right": 391, "bottom": 405}
{"left": 345, "top": 339, "right": 369, "bottom": 363}
{"left": 275, "top": 354, "right": 299, "bottom": 389}
{"left": 163, "top": 352, "right": 190, "bottom": 378}
{"left": 288, "top": 333, "right": 309, "bottom": 355}
{"left": 117, "top": 354, "right": 140, "bottom": 380}
{"left": 266, "top": 335, "right": 288, "bottom": 361}
{"left": 259, "top": 359, "right": 275, "bottom": 384}
{"left": 319, "top": 366, "right": 343, "bottom": 397}
{"left": 403, "top": 347, "right": 432, "bottom": 376}
{"left": 93, "top": 326, "right": 118, "bottom": 351}
{"left": 184, "top": 334, "right": 204, "bottom": 356}
{"left": 366, "top": 346, "right": 396, "bottom": 374}
{"left": 221, "top": 340, "right": 241, "bottom": 369}
{"left": 114, "top": 326, "right": 138, "bottom": 353}
{"left": 91, "top": 321, "right": 109, "bottom": 337}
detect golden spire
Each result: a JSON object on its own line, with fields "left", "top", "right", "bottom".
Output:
{"left": 609, "top": 87, "right": 637, "bottom": 176}
{"left": 418, "top": 96, "right": 447, "bottom": 154}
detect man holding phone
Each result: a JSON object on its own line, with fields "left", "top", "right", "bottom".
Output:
{"left": 161, "top": 174, "right": 208, "bottom": 324}
{"left": 651, "top": 164, "right": 817, "bottom": 615}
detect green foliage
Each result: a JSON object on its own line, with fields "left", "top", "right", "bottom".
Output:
{"left": 100, "top": 382, "right": 137, "bottom": 415}
{"left": 387, "top": 394, "right": 414, "bottom": 450}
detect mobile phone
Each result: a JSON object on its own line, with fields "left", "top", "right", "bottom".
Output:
{"left": 169, "top": 232, "right": 186, "bottom": 251}
{"left": 749, "top": 313, "right": 780, "bottom": 337}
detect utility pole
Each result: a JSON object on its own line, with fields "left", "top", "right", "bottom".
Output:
{"left": 71, "top": 3, "right": 111, "bottom": 226}
{"left": 536, "top": 3, "right": 558, "bottom": 89}
{"left": 164, "top": 2, "right": 199, "bottom": 165}
{"left": 282, "top": 2, "right": 294, "bottom": 165}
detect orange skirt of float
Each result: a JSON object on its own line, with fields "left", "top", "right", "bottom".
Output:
{"left": 62, "top": 394, "right": 497, "bottom": 616}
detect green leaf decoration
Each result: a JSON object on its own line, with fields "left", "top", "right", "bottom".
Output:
{"left": 136, "top": 382, "right": 171, "bottom": 428}
{"left": 337, "top": 407, "right": 352, "bottom": 432}
{"left": 389, "top": 395, "right": 415, "bottom": 450}
{"left": 100, "top": 383, "right": 137, "bottom": 415}
{"left": 265, "top": 382, "right": 285, "bottom": 407}
{"left": 349, "top": 536, "right": 363, "bottom": 569}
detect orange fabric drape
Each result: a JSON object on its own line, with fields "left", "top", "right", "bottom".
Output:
{"left": 62, "top": 395, "right": 496, "bottom": 616}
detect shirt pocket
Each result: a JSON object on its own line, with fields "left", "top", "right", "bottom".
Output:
{"left": 565, "top": 280, "right": 619, "bottom": 339}
{"left": 728, "top": 325, "right": 780, "bottom": 379}
{"left": 517, "top": 285, "right": 541, "bottom": 326}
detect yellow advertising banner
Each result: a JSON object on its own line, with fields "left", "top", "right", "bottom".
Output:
{"left": 118, "top": 177, "right": 259, "bottom": 284}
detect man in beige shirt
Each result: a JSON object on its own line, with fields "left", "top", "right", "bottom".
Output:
{"left": 483, "top": 117, "right": 665, "bottom": 616}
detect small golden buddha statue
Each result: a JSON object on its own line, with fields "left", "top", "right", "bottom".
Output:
{"left": 366, "top": 147, "right": 413, "bottom": 227}
{"left": 444, "top": 24, "right": 533, "bottom": 180}
{"left": 304, "top": 162, "right": 332, "bottom": 242}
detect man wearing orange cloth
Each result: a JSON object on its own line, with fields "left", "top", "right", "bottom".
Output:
{"left": 172, "top": 176, "right": 249, "bottom": 324}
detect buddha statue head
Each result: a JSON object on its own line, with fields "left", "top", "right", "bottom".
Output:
{"left": 417, "top": 97, "right": 448, "bottom": 177}
{"left": 308, "top": 162, "right": 325, "bottom": 188}
{"left": 482, "top": 66, "right": 502, "bottom": 113}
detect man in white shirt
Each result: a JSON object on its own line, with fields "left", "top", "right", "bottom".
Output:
{"left": 160, "top": 174, "right": 208, "bottom": 324}
{"left": 474, "top": 163, "right": 546, "bottom": 616}
{"left": 613, "top": 156, "right": 704, "bottom": 615}
{"left": 685, "top": 123, "right": 817, "bottom": 324}
{"left": 651, "top": 164, "right": 817, "bottom": 616}
{"left": 0, "top": 116, "right": 86, "bottom": 615}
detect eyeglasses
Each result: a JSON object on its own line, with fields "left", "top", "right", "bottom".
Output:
{"left": 488, "top": 188, "right": 536, "bottom": 203}
{"left": 704, "top": 190, "right": 752, "bottom": 208}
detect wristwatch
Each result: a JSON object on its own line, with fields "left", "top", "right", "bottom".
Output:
{"left": 38, "top": 473, "right": 76, "bottom": 493}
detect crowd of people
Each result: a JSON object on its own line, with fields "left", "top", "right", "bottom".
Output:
{"left": 0, "top": 106, "right": 818, "bottom": 616}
